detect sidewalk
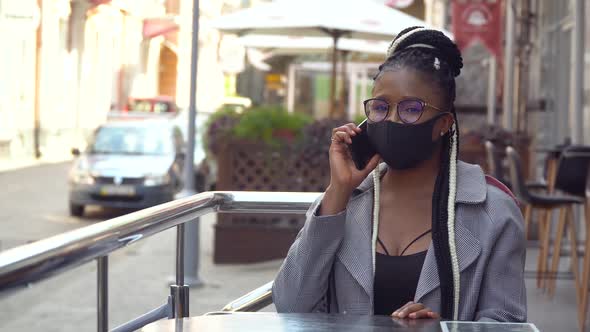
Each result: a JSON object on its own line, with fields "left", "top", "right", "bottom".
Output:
{"left": 0, "top": 151, "right": 73, "bottom": 173}
{"left": 0, "top": 130, "right": 83, "bottom": 173}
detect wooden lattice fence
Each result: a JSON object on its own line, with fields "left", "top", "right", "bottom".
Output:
{"left": 214, "top": 141, "right": 330, "bottom": 263}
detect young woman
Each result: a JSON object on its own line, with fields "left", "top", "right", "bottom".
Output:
{"left": 273, "top": 27, "right": 526, "bottom": 322}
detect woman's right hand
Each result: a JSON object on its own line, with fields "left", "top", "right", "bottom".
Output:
{"left": 329, "top": 123, "right": 381, "bottom": 192}
{"left": 319, "top": 124, "right": 380, "bottom": 216}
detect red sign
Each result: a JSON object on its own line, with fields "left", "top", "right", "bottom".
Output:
{"left": 452, "top": 0, "right": 503, "bottom": 57}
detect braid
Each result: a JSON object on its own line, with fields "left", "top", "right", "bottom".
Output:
{"left": 371, "top": 27, "right": 463, "bottom": 320}
{"left": 432, "top": 135, "right": 454, "bottom": 318}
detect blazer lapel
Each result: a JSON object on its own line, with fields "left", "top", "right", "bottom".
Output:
{"left": 415, "top": 161, "right": 487, "bottom": 302}
{"left": 414, "top": 221, "right": 482, "bottom": 302}
{"left": 335, "top": 189, "right": 374, "bottom": 298}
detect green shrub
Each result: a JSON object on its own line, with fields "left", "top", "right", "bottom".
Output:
{"left": 203, "top": 105, "right": 315, "bottom": 158}
{"left": 232, "top": 105, "right": 312, "bottom": 146}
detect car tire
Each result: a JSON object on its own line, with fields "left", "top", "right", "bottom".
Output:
{"left": 69, "top": 203, "right": 85, "bottom": 217}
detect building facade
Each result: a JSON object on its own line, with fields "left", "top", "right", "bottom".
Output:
{"left": 0, "top": 0, "right": 173, "bottom": 159}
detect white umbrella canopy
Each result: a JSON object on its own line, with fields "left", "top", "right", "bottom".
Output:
{"left": 210, "top": 0, "right": 447, "bottom": 41}
{"left": 236, "top": 35, "right": 390, "bottom": 55}
{"left": 210, "top": 0, "right": 450, "bottom": 117}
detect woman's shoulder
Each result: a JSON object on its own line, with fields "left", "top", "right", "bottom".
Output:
{"left": 482, "top": 179, "right": 524, "bottom": 227}
{"left": 456, "top": 161, "right": 518, "bottom": 205}
{"left": 457, "top": 161, "right": 524, "bottom": 232}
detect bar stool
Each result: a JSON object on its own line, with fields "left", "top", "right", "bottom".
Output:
{"left": 545, "top": 146, "right": 590, "bottom": 297}
{"left": 485, "top": 141, "right": 547, "bottom": 240}
{"left": 484, "top": 140, "right": 510, "bottom": 185}
{"left": 549, "top": 147, "right": 590, "bottom": 331}
{"left": 506, "top": 146, "right": 584, "bottom": 290}
{"left": 485, "top": 141, "right": 548, "bottom": 190}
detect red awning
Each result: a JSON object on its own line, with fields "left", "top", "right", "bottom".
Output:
{"left": 143, "top": 17, "right": 179, "bottom": 39}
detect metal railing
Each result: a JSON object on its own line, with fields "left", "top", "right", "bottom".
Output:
{"left": 220, "top": 281, "right": 274, "bottom": 313}
{"left": 0, "top": 191, "right": 320, "bottom": 332}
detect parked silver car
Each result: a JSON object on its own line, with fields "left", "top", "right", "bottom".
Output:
{"left": 68, "top": 119, "right": 185, "bottom": 217}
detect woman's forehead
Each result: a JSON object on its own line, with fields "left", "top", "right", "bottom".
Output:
{"left": 372, "top": 69, "right": 443, "bottom": 104}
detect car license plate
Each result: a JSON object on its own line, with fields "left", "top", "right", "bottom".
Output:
{"left": 100, "top": 185, "right": 136, "bottom": 196}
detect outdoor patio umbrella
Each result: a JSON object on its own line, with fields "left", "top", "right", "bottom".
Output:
{"left": 236, "top": 35, "right": 389, "bottom": 55}
{"left": 209, "top": 0, "right": 444, "bottom": 117}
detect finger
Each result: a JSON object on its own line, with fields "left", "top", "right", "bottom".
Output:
{"left": 392, "top": 301, "right": 415, "bottom": 317}
{"left": 408, "top": 308, "right": 434, "bottom": 319}
{"left": 340, "top": 125, "right": 357, "bottom": 137}
{"left": 397, "top": 303, "right": 425, "bottom": 318}
{"left": 427, "top": 311, "right": 440, "bottom": 319}
{"left": 334, "top": 125, "right": 357, "bottom": 137}
{"left": 332, "top": 131, "right": 352, "bottom": 145}
{"left": 394, "top": 301, "right": 414, "bottom": 315}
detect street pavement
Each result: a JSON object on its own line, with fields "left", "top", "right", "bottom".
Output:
{"left": 0, "top": 162, "right": 586, "bottom": 331}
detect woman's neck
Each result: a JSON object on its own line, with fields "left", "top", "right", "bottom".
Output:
{"left": 381, "top": 154, "right": 441, "bottom": 199}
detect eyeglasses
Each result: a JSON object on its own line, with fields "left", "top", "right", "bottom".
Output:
{"left": 363, "top": 98, "right": 446, "bottom": 124}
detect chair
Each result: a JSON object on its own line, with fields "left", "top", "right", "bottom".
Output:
{"left": 550, "top": 146, "right": 590, "bottom": 331}
{"left": 506, "top": 146, "right": 584, "bottom": 291}
{"left": 485, "top": 140, "right": 548, "bottom": 192}
{"left": 485, "top": 141, "right": 547, "bottom": 240}
{"left": 544, "top": 146, "right": 590, "bottom": 294}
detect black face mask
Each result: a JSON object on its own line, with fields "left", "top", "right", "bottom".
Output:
{"left": 367, "top": 113, "right": 446, "bottom": 170}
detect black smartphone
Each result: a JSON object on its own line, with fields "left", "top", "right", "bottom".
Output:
{"left": 349, "top": 119, "right": 377, "bottom": 170}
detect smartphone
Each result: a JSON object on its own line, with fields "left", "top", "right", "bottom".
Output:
{"left": 349, "top": 119, "right": 377, "bottom": 170}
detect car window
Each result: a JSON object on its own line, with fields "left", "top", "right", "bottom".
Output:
{"left": 90, "top": 125, "right": 173, "bottom": 156}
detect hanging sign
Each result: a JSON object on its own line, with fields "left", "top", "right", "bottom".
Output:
{"left": 452, "top": 0, "right": 503, "bottom": 57}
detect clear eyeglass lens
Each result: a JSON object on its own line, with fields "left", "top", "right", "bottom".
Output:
{"left": 366, "top": 99, "right": 389, "bottom": 122}
{"left": 398, "top": 99, "right": 424, "bottom": 123}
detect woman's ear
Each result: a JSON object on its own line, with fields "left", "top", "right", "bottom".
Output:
{"left": 432, "top": 113, "right": 455, "bottom": 140}
{"left": 442, "top": 113, "right": 455, "bottom": 134}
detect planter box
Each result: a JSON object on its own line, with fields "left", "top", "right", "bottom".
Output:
{"left": 214, "top": 141, "right": 330, "bottom": 264}
{"left": 214, "top": 223, "right": 300, "bottom": 263}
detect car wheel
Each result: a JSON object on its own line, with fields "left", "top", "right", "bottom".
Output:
{"left": 69, "top": 202, "right": 85, "bottom": 217}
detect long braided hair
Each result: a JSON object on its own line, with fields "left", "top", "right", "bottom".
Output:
{"left": 371, "top": 27, "right": 464, "bottom": 320}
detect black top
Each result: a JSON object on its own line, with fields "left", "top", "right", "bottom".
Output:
{"left": 373, "top": 250, "right": 428, "bottom": 315}
{"left": 373, "top": 228, "right": 431, "bottom": 316}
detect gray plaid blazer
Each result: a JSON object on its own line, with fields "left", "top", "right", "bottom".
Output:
{"left": 273, "top": 161, "right": 526, "bottom": 322}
